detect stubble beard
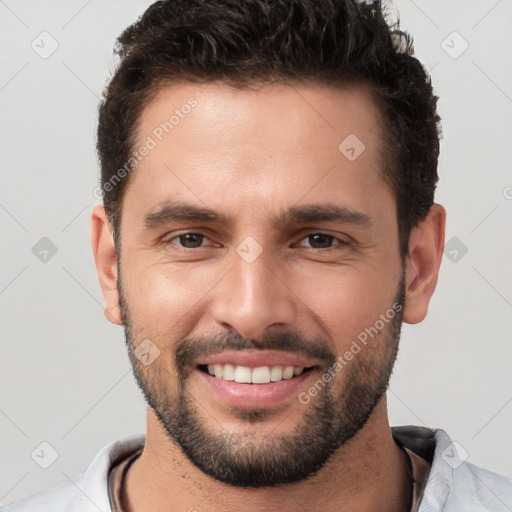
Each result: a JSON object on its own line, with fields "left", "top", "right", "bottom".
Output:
{"left": 118, "top": 269, "right": 405, "bottom": 488}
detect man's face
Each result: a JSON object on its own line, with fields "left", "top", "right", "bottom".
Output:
{"left": 116, "top": 81, "right": 404, "bottom": 487}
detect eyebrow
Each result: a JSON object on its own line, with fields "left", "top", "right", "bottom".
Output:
{"left": 142, "top": 201, "right": 372, "bottom": 229}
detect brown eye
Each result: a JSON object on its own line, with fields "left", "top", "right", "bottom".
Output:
{"left": 306, "top": 234, "right": 335, "bottom": 249}
{"left": 177, "top": 233, "right": 205, "bottom": 248}
{"left": 296, "top": 233, "right": 345, "bottom": 250}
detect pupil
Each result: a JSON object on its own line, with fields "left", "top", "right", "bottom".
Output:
{"left": 310, "top": 234, "right": 332, "bottom": 248}
{"left": 181, "top": 233, "right": 203, "bottom": 248}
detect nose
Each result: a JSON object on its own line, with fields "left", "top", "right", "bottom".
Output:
{"left": 210, "top": 244, "right": 297, "bottom": 340}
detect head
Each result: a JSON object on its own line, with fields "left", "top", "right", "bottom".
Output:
{"left": 91, "top": 0, "right": 445, "bottom": 488}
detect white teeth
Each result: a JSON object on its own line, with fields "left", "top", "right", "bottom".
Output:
{"left": 252, "top": 366, "right": 271, "bottom": 384}
{"left": 282, "top": 366, "right": 294, "bottom": 379}
{"left": 222, "top": 363, "right": 235, "bottom": 381}
{"left": 204, "top": 364, "right": 307, "bottom": 383}
{"left": 270, "top": 366, "right": 283, "bottom": 381}
{"left": 214, "top": 364, "right": 223, "bottom": 379}
{"left": 234, "top": 365, "right": 252, "bottom": 383}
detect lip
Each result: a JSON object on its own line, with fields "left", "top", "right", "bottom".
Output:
{"left": 194, "top": 365, "right": 317, "bottom": 409}
{"left": 195, "top": 350, "right": 316, "bottom": 369}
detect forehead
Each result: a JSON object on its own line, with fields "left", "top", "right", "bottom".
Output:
{"left": 137, "top": 79, "right": 383, "bottom": 157}
{"left": 122, "top": 80, "right": 392, "bottom": 229}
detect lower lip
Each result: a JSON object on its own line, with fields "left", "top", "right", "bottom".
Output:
{"left": 195, "top": 368, "right": 315, "bottom": 409}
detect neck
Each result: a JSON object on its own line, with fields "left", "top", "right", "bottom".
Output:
{"left": 123, "top": 396, "right": 412, "bottom": 512}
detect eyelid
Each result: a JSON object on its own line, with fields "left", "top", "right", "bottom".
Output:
{"left": 294, "top": 232, "right": 350, "bottom": 249}
{"left": 164, "top": 230, "right": 217, "bottom": 248}
{"left": 162, "top": 230, "right": 350, "bottom": 251}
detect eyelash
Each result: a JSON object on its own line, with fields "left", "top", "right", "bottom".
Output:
{"left": 163, "top": 231, "right": 349, "bottom": 252}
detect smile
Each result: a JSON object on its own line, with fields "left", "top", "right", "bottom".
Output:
{"left": 199, "top": 363, "right": 313, "bottom": 384}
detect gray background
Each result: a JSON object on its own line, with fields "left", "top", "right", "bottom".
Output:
{"left": 1, "top": 0, "right": 511, "bottom": 505}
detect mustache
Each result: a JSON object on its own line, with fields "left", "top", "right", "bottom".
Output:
{"left": 175, "top": 330, "right": 336, "bottom": 370}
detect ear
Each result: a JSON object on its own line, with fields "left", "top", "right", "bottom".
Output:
{"left": 90, "top": 205, "right": 122, "bottom": 325}
{"left": 402, "top": 203, "right": 446, "bottom": 324}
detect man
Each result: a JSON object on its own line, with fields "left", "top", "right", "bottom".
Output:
{"left": 5, "top": 0, "right": 511, "bottom": 511}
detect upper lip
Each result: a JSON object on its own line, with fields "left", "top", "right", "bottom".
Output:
{"left": 195, "top": 350, "right": 316, "bottom": 369}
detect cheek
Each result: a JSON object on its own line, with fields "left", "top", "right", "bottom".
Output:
{"left": 292, "top": 265, "right": 396, "bottom": 348}
{"left": 123, "top": 262, "right": 220, "bottom": 333}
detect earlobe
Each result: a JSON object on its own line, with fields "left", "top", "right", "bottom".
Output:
{"left": 402, "top": 203, "right": 446, "bottom": 325}
{"left": 90, "top": 205, "right": 123, "bottom": 325}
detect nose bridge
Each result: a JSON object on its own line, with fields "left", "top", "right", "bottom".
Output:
{"left": 212, "top": 240, "right": 296, "bottom": 339}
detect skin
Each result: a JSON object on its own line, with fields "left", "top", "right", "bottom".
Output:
{"left": 91, "top": 81, "right": 445, "bottom": 512}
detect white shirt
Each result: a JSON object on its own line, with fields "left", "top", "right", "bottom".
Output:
{"left": 4, "top": 426, "right": 512, "bottom": 511}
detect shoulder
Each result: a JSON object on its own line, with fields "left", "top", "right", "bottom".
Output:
{"left": 441, "top": 448, "right": 512, "bottom": 511}
{"left": 392, "top": 425, "right": 512, "bottom": 511}
{"left": 2, "top": 433, "right": 146, "bottom": 512}
{"left": 2, "top": 477, "right": 83, "bottom": 512}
